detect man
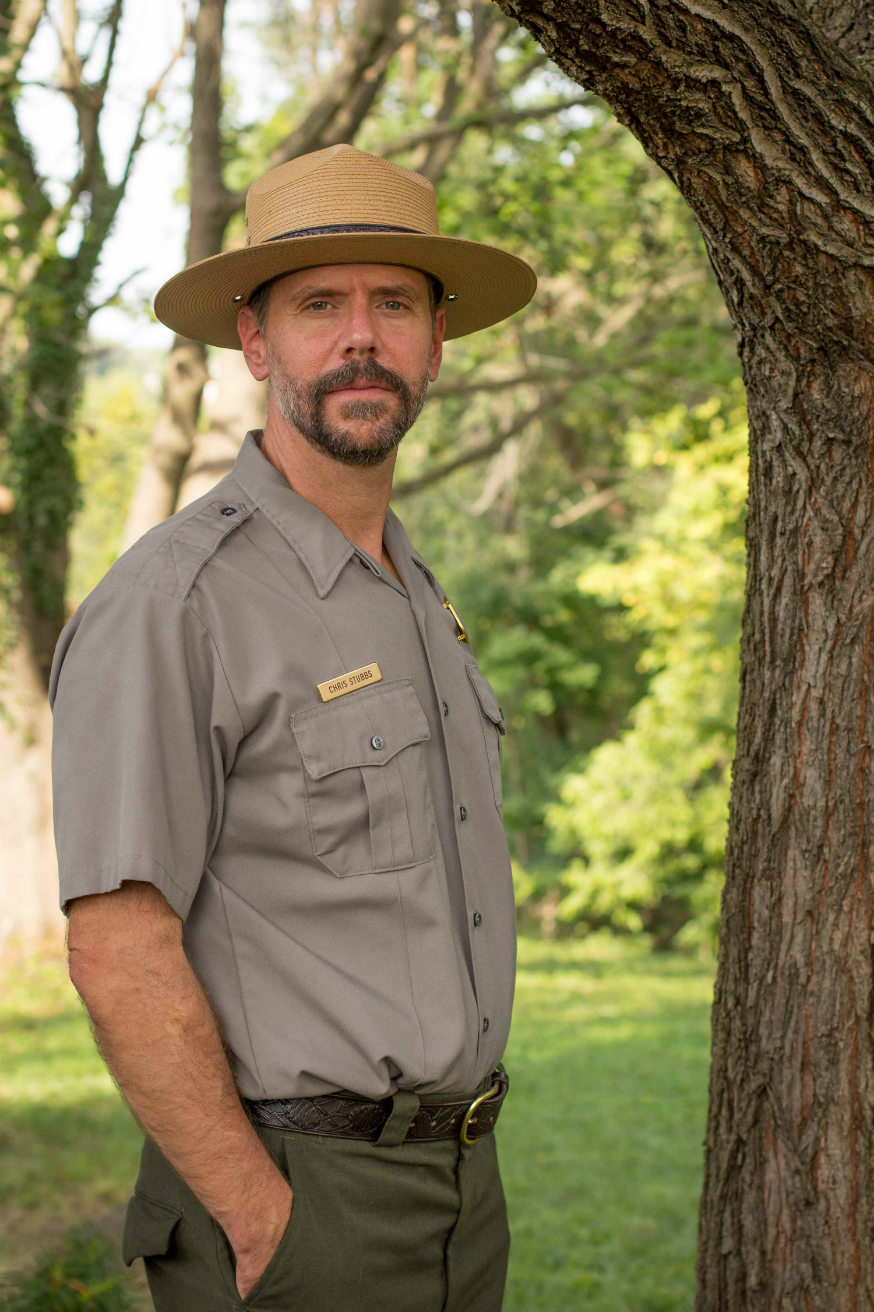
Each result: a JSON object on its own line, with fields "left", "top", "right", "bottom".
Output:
{"left": 50, "top": 143, "right": 536, "bottom": 1311}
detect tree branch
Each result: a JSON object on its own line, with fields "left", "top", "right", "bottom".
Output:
{"left": 381, "top": 93, "right": 594, "bottom": 157}
{"left": 393, "top": 387, "right": 569, "bottom": 497}
{"left": 549, "top": 483, "right": 627, "bottom": 527}
{"left": 0, "top": 0, "right": 45, "bottom": 84}
{"left": 268, "top": 0, "right": 404, "bottom": 168}
{"left": 116, "top": 21, "right": 186, "bottom": 198}
{"left": 427, "top": 368, "right": 576, "bottom": 398}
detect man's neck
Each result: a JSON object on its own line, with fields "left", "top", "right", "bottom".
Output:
{"left": 259, "top": 410, "right": 400, "bottom": 579}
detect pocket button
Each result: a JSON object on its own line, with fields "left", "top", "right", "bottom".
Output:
{"left": 371, "top": 735, "right": 385, "bottom": 750}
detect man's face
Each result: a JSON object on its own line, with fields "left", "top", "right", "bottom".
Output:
{"left": 238, "top": 264, "right": 445, "bottom": 467}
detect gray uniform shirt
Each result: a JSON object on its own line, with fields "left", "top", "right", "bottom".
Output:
{"left": 50, "top": 433, "right": 516, "bottom": 1100}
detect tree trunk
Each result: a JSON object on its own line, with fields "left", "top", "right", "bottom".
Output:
{"left": 488, "top": 0, "right": 874, "bottom": 1305}
{"left": 120, "top": 338, "right": 208, "bottom": 548}
{"left": 121, "top": 0, "right": 231, "bottom": 547}
{"left": 176, "top": 349, "right": 266, "bottom": 509}
{"left": 0, "top": 634, "right": 61, "bottom": 949}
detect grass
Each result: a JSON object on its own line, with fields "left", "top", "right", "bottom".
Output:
{"left": 0, "top": 936, "right": 714, "bottom": 1310}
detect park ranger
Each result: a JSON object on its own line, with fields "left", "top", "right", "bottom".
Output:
{"left": 50, "top": 144, "right": 536, "bottom": 1311}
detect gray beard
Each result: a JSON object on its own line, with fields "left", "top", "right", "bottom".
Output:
{"left": 267, "top": 349, "right": 431, "bottom": 467}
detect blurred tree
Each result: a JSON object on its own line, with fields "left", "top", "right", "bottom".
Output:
{"left": 546, "top": 393, "right": 747, "bottom": 951}
{"left": 0, "top": 0, "right": 179, "bottom": 943}
{"left": 490, "top": 0, "right": 874, "bottom": 1303}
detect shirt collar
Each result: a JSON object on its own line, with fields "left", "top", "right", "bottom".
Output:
{"left": 232, "top": 432, "right": 357, "bottom": 598}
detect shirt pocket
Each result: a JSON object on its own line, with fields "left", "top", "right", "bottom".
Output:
{"left": 466, "top": 664, "right": 505, "bottom": 818}
{"left": 292, "top": 678, "right": 434, "bottom": 877}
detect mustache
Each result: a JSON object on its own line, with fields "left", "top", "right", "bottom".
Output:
{"left": 311, "top": 358, "right": 412, "bottom": 406}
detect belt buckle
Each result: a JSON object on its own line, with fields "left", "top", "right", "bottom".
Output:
{"left": 460, "top": 1079, "right": 501, "bottom": 1147}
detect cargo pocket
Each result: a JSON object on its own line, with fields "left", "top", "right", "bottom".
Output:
{"left": 122, "top": 1193, "right": 182, "bottom": 1266}
{"left": 292, "top": 678, "right": 435, "bottom": 877}
{"left": 466, "top": 664, "right": 505, "bottom": 818}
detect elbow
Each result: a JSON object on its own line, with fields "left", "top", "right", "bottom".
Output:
{"left": 68, "top": 937, "right": 111, "bottom": 1008}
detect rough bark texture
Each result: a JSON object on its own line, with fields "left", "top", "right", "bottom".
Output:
{"left": 486, "top": 0, "right": 874, "bottom": 1307}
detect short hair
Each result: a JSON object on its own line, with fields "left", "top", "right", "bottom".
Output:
{"left": 247, "top": 272, "right": 443, "bottom": 333}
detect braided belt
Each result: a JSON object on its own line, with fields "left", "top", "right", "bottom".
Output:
{"left": 244, "top": 1069, "right": 509, "bottom": 1145}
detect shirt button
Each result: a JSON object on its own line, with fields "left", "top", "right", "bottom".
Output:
{"left": 473, "top": 911, "right": 482, "bottom": 928}
{"left": 442, "top": 700, "right": 449, "bottom": 717}
{"left": 371, "top": 735, "right": 385, "bottom": 750}
{"left": 459, "top": 805, "right": 467, "bottom": 821}
{"left": 482, "top": 1017, "right": 490, "bottom": 1032}
{"left": 220, "top": 506, "right": 237, "bottom": 516}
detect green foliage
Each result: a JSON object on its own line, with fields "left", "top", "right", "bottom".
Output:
{"left": 68, "top": 367, "right": 157, "bottom": 608}
{"left": 546, "top": 392, "right": 747, "bottom": 949}
{"left": 7, "top": 259, "right": 86, "bottom": 625}
{"left": 0, "top": 0, "right": 152, "bottom": 674}
{"left": 0, "top": 1228, "right": 133, "bottom": 1312}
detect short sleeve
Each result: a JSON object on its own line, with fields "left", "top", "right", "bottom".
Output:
{"left": 49, "top": 583, "right": 244, "bottom": 919}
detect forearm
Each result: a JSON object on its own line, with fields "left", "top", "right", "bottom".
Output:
{"left": 71, "top": 921, "right": 290, "bottom": 1250}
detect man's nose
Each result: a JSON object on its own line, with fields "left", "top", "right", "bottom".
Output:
{"left": 341, "top": 300, "right": 378, "bottom": 355}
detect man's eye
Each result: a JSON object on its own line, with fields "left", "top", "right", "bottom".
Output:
{"left": 309, "top": 300, "right": 330, "bottom": 311}
{"left": 383, "top": 300, "right": 405, "bottom": 311}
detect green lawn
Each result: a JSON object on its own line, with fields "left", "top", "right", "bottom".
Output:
{"left": 0, "top": 937, "right": 714, "bottom": 1310}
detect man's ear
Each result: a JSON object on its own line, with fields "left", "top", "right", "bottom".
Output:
{"left": 238, "top": 307, "right": 270, "bottom": 382}
{"left": 429, "top": 307, "right": 446, "bottom": 383}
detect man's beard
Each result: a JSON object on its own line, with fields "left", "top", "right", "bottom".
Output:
{"left": 267, "top": 349, "right": 431, "bottom": 467}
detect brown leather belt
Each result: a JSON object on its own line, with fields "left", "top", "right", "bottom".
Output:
{"left": 244, "top": 1069, "right": 509, "bottom": 1145}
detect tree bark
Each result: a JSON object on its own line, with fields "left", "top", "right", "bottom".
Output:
{"left": 487, "top": 0, "right": 874, "bottom": 1306}
{"left": 175, "top": 350, "right": 266, "bottom": 510}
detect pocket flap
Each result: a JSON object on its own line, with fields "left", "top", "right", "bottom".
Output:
{"left": 122, "top": 1194, "right": 182, "bottom": 1266}
{"left": 467, "top": 664, "right": 504, "bottom": 728}
{"left": 292, "top": 678, "right": 430, "bottom": 779}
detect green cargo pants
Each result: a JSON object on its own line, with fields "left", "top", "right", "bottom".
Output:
{"left": 122, "top": 1091, "right": 510, "bottom": 1311}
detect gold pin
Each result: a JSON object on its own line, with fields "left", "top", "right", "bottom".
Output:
{"left": 442, "top": 596, "right": 470, "bottom": 644}
{"left": 317, "top": 662, "right": 382, "bottom": 702}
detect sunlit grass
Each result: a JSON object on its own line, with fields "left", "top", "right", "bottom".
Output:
{"left": 502, "top": 936, "right": 714, "bottom": 1312}
{"left": 1, "top": 937, "right": 714, "bottom": 1310}
{"left": 0, "top": 948, "right": 142, "bottom": 1279}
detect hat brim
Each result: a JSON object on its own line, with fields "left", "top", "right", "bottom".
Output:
{"left": 153, "top": 232, "right": 537, "bottom": 348}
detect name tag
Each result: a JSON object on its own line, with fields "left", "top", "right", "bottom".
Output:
{"left": 317, "top": 662, "right": 383, "bottom": 702}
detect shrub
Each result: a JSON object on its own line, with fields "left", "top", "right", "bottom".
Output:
{"left": 0, "top": 1226, "right": 133, "bottom": 1312}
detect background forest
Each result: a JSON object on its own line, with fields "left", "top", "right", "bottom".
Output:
{"left": 30, "top": 0, "right": 745, "bottom": 957}
{"left": 0, "top": 0, "right": 748, "bottom": 1303}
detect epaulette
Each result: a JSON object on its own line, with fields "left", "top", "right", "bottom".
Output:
{"left": 135, "top": 497, "right": 255, "bottom": 600}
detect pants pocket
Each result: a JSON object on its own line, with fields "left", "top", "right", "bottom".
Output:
{"left": 122, "top": 1193, "right": 182, "bottom": 1266}
{"left": 215, "top": 1193, "right": 303, "bottom": 1309}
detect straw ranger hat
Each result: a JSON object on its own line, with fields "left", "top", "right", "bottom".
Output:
{"left": 154, "top": 144, "right": 537, "bottom": 348}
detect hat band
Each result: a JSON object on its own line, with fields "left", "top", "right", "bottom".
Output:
{"left": 265, "top": 223, "right": 425, "bottom": 242}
